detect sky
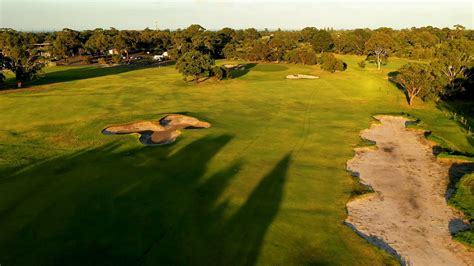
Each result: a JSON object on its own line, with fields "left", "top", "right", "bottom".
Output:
{"left": 0, "top": 0, "right": 473, "bottom": 31}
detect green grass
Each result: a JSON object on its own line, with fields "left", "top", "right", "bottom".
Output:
{"left": 450, "top": 173, "right": 474, "bottom": 247}
{"left": 0, "top": 55, "right": 472, "bottom": 265}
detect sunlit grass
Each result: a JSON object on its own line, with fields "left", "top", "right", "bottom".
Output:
{"left": 0, "top": 55, "right": 471, "bottom": 265}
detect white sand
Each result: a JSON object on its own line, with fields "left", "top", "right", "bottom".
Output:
{"left": 286, "top": 74, "right": 319, "bottom": 79}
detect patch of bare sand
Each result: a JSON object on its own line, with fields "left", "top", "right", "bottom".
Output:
{"left": 346, "top": 115, "right": 474, "bottom": 265}
{"left": 102, "top": 114, "right": 211, "bottom": 145}
{"left": 286, "top": 74, "right": 319, "bottom": 79}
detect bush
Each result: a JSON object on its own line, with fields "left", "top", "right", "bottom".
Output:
{"left": 211, "top": 66, "right": 228, "bottom": 80}
{"left": 81, "top": 56, "right": 93, "bottom": 64}
{"left": 358, "top": 60, "right": 366, "bottom": 69}
{"left": 112, "top": 54, "right": 122, "bottom": 64}
{"left": 285, "top": 46, "right": 318, "bottom": 65}
{"left": 98, "top": 57, "right": 107, "bottom": 65}
{"left": 0, "top": 72, "right": 5, "bottom": 84}
{"left": 320, "top": 53, "right": 347, "bottom": 73}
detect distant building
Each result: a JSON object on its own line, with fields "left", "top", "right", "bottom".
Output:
{"left": 153, "top": 51, "right": 169, "bottom": 61}
{"left": 108, "top": 48, "right": 120, "bottom": 55}
{"left": 33, "top": 42, "right": 52, "bottom": 58}
{"left": 261, "top": 34, "right": 274, "bottom": 40}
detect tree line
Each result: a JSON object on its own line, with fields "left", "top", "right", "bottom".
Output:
{"left": 0, "top": 25, "right": 473, "bottom": 102}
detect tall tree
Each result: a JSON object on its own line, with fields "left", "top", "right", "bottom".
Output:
{"left": 0, "top": 30, "right": 45, "bottom": 88}
{"left": 395, "top": 63, "right": 435, "bottom": 106}
{"left": 431, "top": 39, "right": 474, "bottom": 94}
{"left": 52, "top": 28, "right": 81, "bottom": 60}
{"left": 246, "top": 40, "right": 272, "bottom": 61}
{"left": 365, "top": 32, "right": 396, "bottom": 69}
{"left": 84, "top": 29, "right": 111, "bottom": 56}
{"left": 113, "top": 30, "right": 140, "bottom": 60}
{"left": 309, "top": 29, "right": 333, "bottom": 53}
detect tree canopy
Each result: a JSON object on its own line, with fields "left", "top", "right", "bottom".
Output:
{"left": 176, "top": 50, "right": 214, "bottom": 83}
{"left": 365, "top": 32, "right": 396, "bottom": 70}
{"left": 395, "top": 63, "right": 435, "bottom": 106}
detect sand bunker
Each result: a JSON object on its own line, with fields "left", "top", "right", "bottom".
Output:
{"left": 346, "top": 115, "right": 474, "bottom": 265}
{"left": 102, "top": 114, "right": 211, "bottom": 145}
{"left": 286, "top": 74, "right": 319, "bottom": 79}
{"left": 223, "top": 64, "right": 245, "bottom": 70}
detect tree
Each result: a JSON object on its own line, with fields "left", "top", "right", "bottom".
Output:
{"left": 0, "top": 71, "right": 5, "bottom": 84}
{"left": 395, "top": 63, "right": 435, "bottom": 106}
{"left": 365, "top": 32, "right": 395, "bottom": 69}
{"left": 0, "top": 30, "right": 45, "bottom": 88}
{"left": 223, "top": 43, "right": 238, "bottom": 59}
{"left": 84, "top": 30, "right": 111, "bottom": 56}
{"left": 2, "top": 48, "right": 44, "bottom": 88}
{"left": 352, "top": 29, "right": 371, "bottom": 55}
{"left": 285, "top": 45, "right": 317, "bottom": 65}
{"left": 113, "top": 30, "right": 140, "bottom": 61}
{"left": 309, "top": 29, "right": 333, "bottom": 53}
{"left": 140, "top": 29, "right": 172, "bottom": 53}
{"left": 246, "top": 41, "right": 272, "bottom": 61}
{"left": 52, "top": 28, "right": 81, "bottom": 61}
{"left": 431, "top": 39, "right": 473, "bottom": 94}
{"left": 176, "top": 50, "right": 214, "bottom": 83}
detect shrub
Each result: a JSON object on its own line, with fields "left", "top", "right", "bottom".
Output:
{"left": 98, "top": 57, "right": 107, "bottom": 65}
{"left": 320, "top": 53, "right": 347, "bottom": 73}
{"left": 0, "top": 72, "right": 5, "bottom": 84}
{"left": 211, "top": 66, "right": 228, "bottom": 80}
{"left": 358, "top": 60, "right": 366, "bottom": 68}
{"left": 112, "top": 54, "right": 122, "bottom": 64}
{"left": 81, "top": 56, "right": 93, "bottom": 64}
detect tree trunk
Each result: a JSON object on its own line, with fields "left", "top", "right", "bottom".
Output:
{"left": 376, "top": 53, "right": 381, "bottom": 70}
{"left": 195, "top": 76, "right": 199, "bottom": 83}
{"left": 408, "top": 94, "right": 414, "bottom": 106}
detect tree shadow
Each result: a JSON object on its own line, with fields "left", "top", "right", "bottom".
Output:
{"left": 387, "top": 71, "right": 410, "bottom": 105}
{"left": 0, "top": 61, "right": 175, "bottom": 90}
{"left": 448, "top": 218, "right": 470, "bottom": 234}
{"left": 0, "top": 135, "right": 291, "bottom": 266}
{"left": 446, "top": 162, "right": 474, "bottom": 200}
{"left": 229, "top": 63, "right": 258, "bottom": 79}
{"left": 345, "top": 222, "right": 407, "bottom": 266}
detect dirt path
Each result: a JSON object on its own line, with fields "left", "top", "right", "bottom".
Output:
{"left": 346, "top": 115, "right": 474, "bottom": 265}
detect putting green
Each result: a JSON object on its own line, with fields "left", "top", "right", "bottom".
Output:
{"left": 0, "top": 55, "right": 471, "bottom": 265}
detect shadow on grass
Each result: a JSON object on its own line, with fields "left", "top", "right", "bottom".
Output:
{"left": 229, "top": 63, "right": 258, "bottom": 79}
{"left": 387, "top": 71, "right": 410, "bottom": 105}
{"left": 446, "top": 162, "right": 474, "bottom": 200}
{"left": 0, "top": 134, "right": 291, "bottom": 266}
{"left": 1, "top": 61, "right": 175, "bottom": 90}
{"left": 447, "top": 163, "right": 474, "bottom": 245}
